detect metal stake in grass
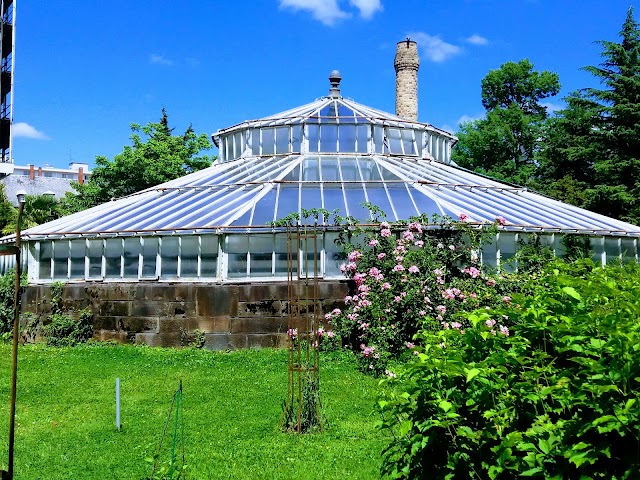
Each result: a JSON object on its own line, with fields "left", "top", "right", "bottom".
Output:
{"left": 116, "top": 378, "right": 121, "bottom": 431}
{"left": 279, "top": 223, "right": 325, "bottom": 433}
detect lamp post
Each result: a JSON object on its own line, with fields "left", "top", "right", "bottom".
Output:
{"left": 6, "top": 189, "right": 26, "bottom": 479}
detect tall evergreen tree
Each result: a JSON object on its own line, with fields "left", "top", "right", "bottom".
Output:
{"left": 541, "top": 8, "right": 640, "bottom": 223}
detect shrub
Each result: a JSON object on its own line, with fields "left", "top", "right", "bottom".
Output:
{"left": 330, "top": 214, "right": 516, "bottom": 374}
{"left": 42, "top": 308, "right": 93, "bottom": 347}
{"left": 379, "top": 260, "right": 640, "bottom": 479}
{"left": 0, "top": 268, "right": 27, "bottom": 335}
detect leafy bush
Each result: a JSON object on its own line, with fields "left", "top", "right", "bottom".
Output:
{"left": 42, "top": 308, "right": 93, "bottom": 347}
{"left": 0, "top": 268, "right": 27, "bottom": 335}
{"left": 330, "top": 214, "right": 516, "bottom": 374}
{"left": 379, "top": 260, "right": 640, "bottom": 479}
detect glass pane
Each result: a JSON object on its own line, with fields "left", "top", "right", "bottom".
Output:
{"left": 200, "top": 236, "right": 218, "bottom": 277}
{"left": 251, "top": 128, "right": 260, "bottom": 155}
{"left": 300, "top": 185, "right": 323, "bottom": 221}
{"left": 275, "top": 127, "right": 289, "bottom": 154}
{"left": 499, "top": 233, "right": 516, "bottom": 272}
{"left": 39, "top": 241, "right": 52, "bottom": 279}
{"left": 604, "top": 237, "right": 620, "bottom": 264}
{"left": 252, "top": 190, "right": 277, "bottom": 226}
{"left": 387, "top": 128, "right": 402, "bottom": 154}
{"left": 276, "top": 186, "right": 299, "bottom": 222}
{"left": 142, "top": 237, "right": 158, "bottom": 277}
{"left": 373, "top": 126, "right": 384, "bottom": 153}
{"left": 249, "top": 234, "right": 273, "bottom": 277}
{"left": 274, "top": 233, "right": 296, "bottom": 276}
{"left": 621, "top": 238, "right": 636, "bottom": 262}
{"left": 591, "top": 236, "right": 604, "bottom": 266}
{"left": 105, "top": 238, "right": 122, "bottom": 278}
{"left": 123, "top": 237, "right": 140, "bottom": 278}
{"left": 70, "top": 239, "right": 85, "bottom": 279}
{"left": 160, "top": 237, "right": 179, "bottom": 279}
{"left": 262, "top": 128, "right": 275, "bottom": 155}
{"left": 481, "top": 238, "right": 498, "bottom": 269}
{"left": 233, "top": 132, "right": 242, "bottom": 159}
{"left": 181, "top": 236, "right": 199, "bottom": 277}
{"left": 357, "top": 157, "right": 376, "bottom": 181}
{"left": 227, "top": 236, "right": 249, "bottom": 279}
{"left": 88, "top": 239, "right": 103, "bottom": 278}
{"left": 307, "top": 125, "right": 319, "bottom": 153}
{"left": 291, "top": 125, "right": 302, "bottom": 152}
{"left": 324, "top": 232, "right": 344, "bottom": 277}
{"left": 322, "top": 187, "right": 346, "bottom": 217}
{"left": 415, "top": 130, "right": 424, "bottom": 157}
{"left": 320, "top": 124, "right": 338, "bottom": 152}
{"left": 344, "top": 185, "right": 369, "bottom": 221}
{"left": 53, "top": 240, "right": 69, "bottom": 280}
{"left": 356, "top": 125, "right": 369, "bottom": 153}
{"left": 401, "top": 129, "right": 416, "bottom": 155}
{"left": 301, "top": 234, "right": 323, "bottom": 276}
{"left": 387, "top": 185, "right": 416, "bottom": 219}
{"left": 411, "top": 188, "right": 441, "bottom": 217}
{"left": 320, "top": 157, "right": 339, "bottom": 181}
{"left": 363, "top": 186, "right": 394, "bottom": 220}
{"left": 339, "top": 158, "right": 358, "bottom": 181}
{"left": 338, "top": 125, "right": 356, "bottom": 153}
{"left": 301, "top": 157, "right": 320, "bottom": 181}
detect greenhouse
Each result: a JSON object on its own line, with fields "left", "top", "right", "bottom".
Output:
{"left": 6, "top": 69, "right": 640, "bottom": 284}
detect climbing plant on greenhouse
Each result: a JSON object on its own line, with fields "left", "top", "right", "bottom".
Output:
{"left": 328, "top": 213, "right": 517, "bottom": 374}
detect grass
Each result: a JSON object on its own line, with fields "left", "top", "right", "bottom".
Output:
{"left": 0, "top": 344, "right": 388, "bottom": 479}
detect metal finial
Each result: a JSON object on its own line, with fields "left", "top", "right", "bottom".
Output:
{"left": 328, "top": 70, "right": 341, "bottom": 98}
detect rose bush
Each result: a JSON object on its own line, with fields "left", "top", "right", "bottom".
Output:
{"left": 329, "top": 214, "right": 518, "bottom": 374}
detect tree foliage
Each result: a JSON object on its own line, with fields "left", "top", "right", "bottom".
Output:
{"left": 453, "top": 60, "right": 560, "bottom": 187}
{"left": 62, "top": 109, "right": 215, "bottom": 214}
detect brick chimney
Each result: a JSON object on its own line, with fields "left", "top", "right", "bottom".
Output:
{"left": 394, "top": 38, "right": 420, "bottom": 121}
{"left": 29, "top": 164, "right": 34, "bottom": 180}
{"left": 78, "top": 166, "right": 84, "bottom": 185}
{"left": 37, "top": 167, "right": 42, "bottom": 177}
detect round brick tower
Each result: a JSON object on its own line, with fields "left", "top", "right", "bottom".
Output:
{"left": 394, "top": 38, "right": 420, "bottom": 121}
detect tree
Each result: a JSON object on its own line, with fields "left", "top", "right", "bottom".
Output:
{"left": 453, "top": 60, "right": 560, "bottom": 187}
{"left": 62, "top": 109, "right": 215, "bottom": 213}
{"left": 538, "top": 7, "right": 640, "bottom": 224}
{"left": 1, "top": 194, "right": 62, "bottom": 235}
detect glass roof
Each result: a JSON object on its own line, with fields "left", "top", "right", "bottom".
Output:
{"left": 16, "top": 153, "right": 640, "bottom": 240}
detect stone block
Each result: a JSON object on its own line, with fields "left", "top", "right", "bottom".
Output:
{"left": 196, "top": 285, "right": 237, "bottom": 317}
{"left": 98, "top": 301, "right": 131, "bottom": 317}
{"left": 117, "top": 316, "right": 159, "bottom": 333}
{"left": 247, "top": 334, "right": 282, "bottom": 349}
{"left": 195, "top": 316, "right": 230, "bottom": 333}
{"left": 131, "top": 300, "right": 169, "bottom": 317}
{"left": 134, "top": 284, "right": 167, "bottom": 301}
{"left": 93, "top": 316, "right": 117, "bottom": 331}
{"left": 134, "top": 332, "right": 181, "bottom": 347}
{"left": 203, "top": 333, "right": 248, "bottom": 350}
{"left": 158, "top": 317, "right": 198, "bottom": 334}
{"left": 230, "top": 316, "right": 289, "bottom": 334}
{"left": 238, "top": 299, "right": 286, "bottom": 317}
{"left": 95, "top": 330, "right": 129, "bottom": 343}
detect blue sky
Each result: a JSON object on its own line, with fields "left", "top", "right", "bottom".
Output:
{"left": 12, "top": 0, "right": 639, "bottom": 169}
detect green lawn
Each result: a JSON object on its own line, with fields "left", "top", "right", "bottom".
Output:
{"left": 0, "top": 344, "right": 388, "bottom": 479}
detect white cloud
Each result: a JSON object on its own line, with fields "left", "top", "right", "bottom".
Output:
{"left": 13, "top": 122, "right": 50, "bottom": 140}
{"left": 541, "top": 101, "right": 563, "bottom": 114}
{"left": 465, "top": 34, "right": 488, "bottom": 46}
{"left": 409, "top": 32, "right": 461, "bottom": 62}
{"left": 149, "top": 54, "right": 173, "bottom": 66}
{"left": 279, "top": 0, "right": 349, "bottom": 25}
{"left": 457, "top": 113, "right": 484, "bottom": 125}
{"left": 349, "top": 0, "right": 382, "bottom": 19}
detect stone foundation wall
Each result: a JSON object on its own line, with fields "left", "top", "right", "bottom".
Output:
{"left": 20, "top": 281, "right": 351, "bottom": 350}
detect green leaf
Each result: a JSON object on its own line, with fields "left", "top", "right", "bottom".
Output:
{"left": 562, "top": 286, "right": 581, "bottom": 300}
{"left": 538, "top": 439, "right": 551, "bottom": 454}
{"left": 399, "top": 420, "right": 413, "bottom": 437}
{"left": 520, "top": 467, "right": 544, "bottom": 476}
{"left": 439, "top": 400, "right": 453, "bottom": 412}
{"left": 465, "top": 368, "right": 481, "bottom": 383}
